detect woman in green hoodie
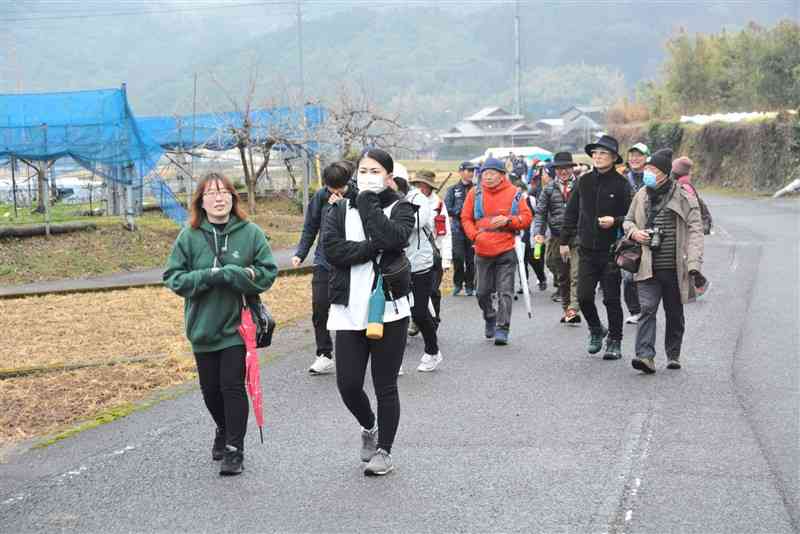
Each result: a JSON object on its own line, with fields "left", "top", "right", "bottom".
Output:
{"left": 164, "top": 172, "right": 277, "bottom": 476}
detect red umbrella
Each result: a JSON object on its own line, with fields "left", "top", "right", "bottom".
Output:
{"left": 238, "top": 304, "right": 264, "bottom": 443}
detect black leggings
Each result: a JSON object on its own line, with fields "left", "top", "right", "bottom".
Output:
{"left": 335, "top": 318, "right": 409, "bottom": 453}
{"left": 194, "top": 345, "right": 249, "bottom": 450}
{"left": 411, "top": 269, "right": 439, "bottom": 354}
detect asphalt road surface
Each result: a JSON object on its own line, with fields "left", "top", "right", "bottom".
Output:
{"left": 1, "top": 194, "right": 797, "bottom": 533}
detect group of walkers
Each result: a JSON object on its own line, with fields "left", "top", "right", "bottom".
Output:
{"left": 163, "top": 134, "right": 710, "bottom": 477}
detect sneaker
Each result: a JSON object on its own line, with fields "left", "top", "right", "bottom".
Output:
{"left": 219, "top": 445, "right": 244, "bottom": 476}
{"left": 625, "top": 313, "right": 641, "bottom": 325}
{"left": 587, "top": 327, "right": 608, "bottom": 354}
{"left": 308, "top": 355, "right": 335, "bottom": 375}
{"left": 494, "top": 328, "right": 509, "bottom": 346}
{"left": 551, "top": 291, "right": 562, "bottom": 303}
{"left": 465, "top": 288, "right": 475, "bottom": 297}
{"left": 360, "top": 425, "right": 378, "bottom": 462}
{"left": 452, "top": 287, "right": 463, "bottom": 297}
{"left": 603, "top": 339, "right": 623, "bottom": 360}
{"left": 538, "top": 280, "right": 547, "bottom": 291}
{"left": 407, "top": 321, "right": 420, "bottom": 337}
{"left": 484, "top": 319, "right": 496, "bottom": 339}
{"left": 364, "top": 448, "right": 394, "bottom": 476}
{"left": 417, "top": 352, "right": 443, "bottom": 372}
{"left": 632, "top": 356, "right": 656, "bottom": 374}
{"left": 398, "top": 365, "right": 405, "bottom": 376}
{"left": 667, "top": 357, "right": 682, "bottom": 370}
{"left": 212, "top": 427, "right": 226, "bottom": 461}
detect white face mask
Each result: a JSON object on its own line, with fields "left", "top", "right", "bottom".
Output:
{"left": 357, "top": 173, "right": 385, "bottom": 193}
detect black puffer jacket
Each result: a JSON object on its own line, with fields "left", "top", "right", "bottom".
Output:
{"left": 323, "top": 189, "right": 415, "bottom": 306}
{"left": 561, "top": 168, "right": 632, "bottom": 256}
{"left": 532, "top": 177, "right": 576, "bottom": 238}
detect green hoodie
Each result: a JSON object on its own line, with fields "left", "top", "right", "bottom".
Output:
{"left": 163, "top": 215, "right": 278, "bottom": 353}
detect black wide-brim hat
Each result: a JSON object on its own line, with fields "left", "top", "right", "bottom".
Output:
{"left": 585, "top": 134, "right": 623, "bottom": 165}
{"left": 551, "top": 151, "right": 577, "bottom": 167}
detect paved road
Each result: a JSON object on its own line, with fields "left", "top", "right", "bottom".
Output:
{"left": 1, "top": 195, "right": 797, "bottom": 533}
{"left": 0, "top": 246, "right": 308, "bottom": 298}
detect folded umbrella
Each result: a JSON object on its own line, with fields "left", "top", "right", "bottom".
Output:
{"left": 514, "top": 236, "right": 533, "bottom": 319}
{"left": 238, "top": 301, "right": 264, "bottom": 443}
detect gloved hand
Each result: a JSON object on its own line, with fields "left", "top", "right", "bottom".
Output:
{"left": 689, "top": 270, "right": 707, "bottom": 289}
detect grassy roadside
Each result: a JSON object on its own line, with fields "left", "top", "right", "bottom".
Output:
{"left": 0, "top": 273, "right": 314, "bottom": 445}
{"left": 0, "top": 198, "right": 303, "bottom": 286}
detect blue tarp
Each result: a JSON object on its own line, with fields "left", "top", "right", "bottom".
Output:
{"left": 0, "top": 87, "right": 164, "bottom": 186}
{"left": 138, "top": 105, "right": 326, "bottom": 152}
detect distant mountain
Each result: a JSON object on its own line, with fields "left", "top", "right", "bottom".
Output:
{"left": 1, "top": 1, "right": 795, "bottom": 127}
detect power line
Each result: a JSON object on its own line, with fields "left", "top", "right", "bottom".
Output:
{"left": 0, "top": 1, "right": 293, "bottom": 23}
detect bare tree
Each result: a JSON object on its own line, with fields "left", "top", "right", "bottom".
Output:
{"left": 209, "top": 67, "right": 310, "bottom": 214}
{"left": 319, "top": 82, "right": 409, "bottom": 159}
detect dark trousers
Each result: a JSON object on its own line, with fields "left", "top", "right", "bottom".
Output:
{"left": 411, "top": 269, "right": 439, "bottom": 354}
{"left": 311, "top": 266, "right": 334, "bottom": 356}
{"left": 578, "top": 249, "right": 624, "bottom": 340}
{"left": 430, "top": 264, "right": 443, "bottom": 322}
{"left": 476, "top": 249, "right": 517, "bottom": 329}
{"left": 194, "top": 345, "right": 248, "bottom": 450}
{"left": 335, "top": 318, "right": 409, "bottom": 453}
{"left": 635, "top": 269, "right": 685, "bottom": 359}
{"left": 623, "top": 270, "right": 641, "bottom": 315}
{"left": 452, "top": 232, "right": 476, "bottom": 291}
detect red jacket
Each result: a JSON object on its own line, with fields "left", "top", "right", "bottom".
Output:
{"left": 461, "top": 177, "right": 533, "bottom": 258}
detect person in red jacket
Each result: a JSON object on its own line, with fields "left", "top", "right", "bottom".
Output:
{"left": 461, "top": 158, "right": 533, "bottom": 345}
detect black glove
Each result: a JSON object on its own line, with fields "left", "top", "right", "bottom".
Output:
{"left": 689, "top": 270, "right": 707, "bottom": 288}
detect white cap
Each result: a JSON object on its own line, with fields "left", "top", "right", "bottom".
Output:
{"left": 393, "top": 162, "right": 409, "bottom": 180}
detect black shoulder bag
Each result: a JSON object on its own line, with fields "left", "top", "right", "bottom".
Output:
{"left": 203, "top": 230, "right": 276, "bottom": 348}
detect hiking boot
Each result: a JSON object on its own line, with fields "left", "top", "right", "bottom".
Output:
{"left": 417, "top": 351, "right": 443, "bottom": 372}
{"left": 587, "top": 327, "right": 608, "bottom": 354}
{"left": 212, "top": 427, "right": 226, "bottom": 461}
{"left": 308, "top": 354, "right": 335, "bottom": 375}
{"left": 219, "top": 445, "right": 244, "bottom": 476}
{"left": 408, "top": 320, "right": 420, "bottom": 337}
{"left": 465, "top": 288, "right": 475, "bottom": 297}
{"left": 538, "top": 280, "right": 547, "bottom": 291}
{"left": 452, "top": 287, "right": 463, "bottom": 297}
{"left": 603, "top": 339, "right": 623, "bottom": 360}
{"left": 667, "top": 356, "right": 682, "bottom": 370}
{"left": 484, "top": 319, "right": 496, "bottom": 339}
{"left": 360, "top": 425, "right": 378, "bottom": 462}
{"left": 625, "top": 313, "right": 641, "bottom": 325}
{"left": 364, "top": 448, "right": 394, "bottom": 476}
{"left": 632, "top": 357, "right": 656, "bottom": 374}
{"left": 494, "top": 328, "right": 509, "bottom": 346}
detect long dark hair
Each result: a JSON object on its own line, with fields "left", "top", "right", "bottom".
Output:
{"left": 188, "top": 172, "right": 248, "bottom": 229}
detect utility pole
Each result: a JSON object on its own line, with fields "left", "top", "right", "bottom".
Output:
{"left": 191, "top": 72, "right": 197, "bottom": 193}
{"left": 297, "top": 0, "right": 309, "bottom": 215}
{"left": 513, "top": 0, "right": 521, "bottom": 117}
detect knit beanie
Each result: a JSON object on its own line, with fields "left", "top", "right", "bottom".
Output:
{"left": 646, "top": 149, "right": 673, "bottom": 176}
{"left": 359, "top": 148, "right": 394, "bottom": 174}
{"left": 671, "top": 156, "right": 693, "bottom": 178}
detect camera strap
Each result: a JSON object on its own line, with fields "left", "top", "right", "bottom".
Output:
{"left": 646, "top": 182, "right": 674, "bottom": 228}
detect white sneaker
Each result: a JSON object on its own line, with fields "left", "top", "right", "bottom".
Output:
{"left": 417, "top": 352, "right": 443, "bottom": 372}
{"left": 625, "top": 314, "right": 641, "bottom": 325}
{"left": 308, "top": 355, "right": 335, "bottom": 374}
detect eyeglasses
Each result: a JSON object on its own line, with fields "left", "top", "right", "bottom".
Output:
{"left": 203, "top": 190, "right": 232, "bottom": 198}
